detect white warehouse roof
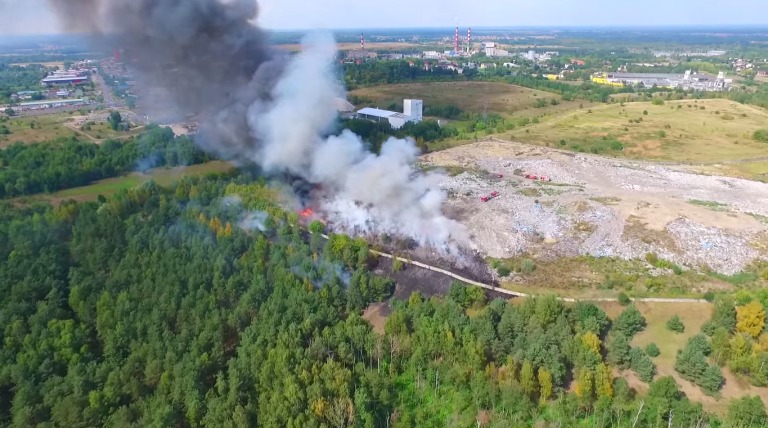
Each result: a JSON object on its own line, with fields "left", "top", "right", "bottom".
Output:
{"left": 357, "top": 107, "right": 399, "bottom": 118}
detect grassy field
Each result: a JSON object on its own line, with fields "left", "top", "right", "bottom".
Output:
{"left": 494, "top": 255, "right": 761, "bottom": 300}
{"left": 71, "top": 121, "right": 145, "bottom": 142}
{"left": 696, "top": 160, "right": 768, "bottom": 183}
{"left": 349, "top": 81, "right": 587, "bottom": 119}
{"left": 0, "top": 112, "right": 148, "bottom": 146}
{"left": 24, "top": 161, "right": 234, "bottom": 204}
{"left": 505, "top": 98, "right": 768, "bottom": 163}
{"left": 0, "top": 113, "right": 82, "bottom": 146}
{"left": 599, "top": 301, "right": 768, "bottom": 413}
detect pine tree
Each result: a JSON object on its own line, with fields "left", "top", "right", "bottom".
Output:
{"left": 666, "top": 315, "right": 685, "bottom": 333}
{"left": 607, "top": 333, "right": 631, "bottom": 368}
{"left": 712, "top": 296, "right": 737, "bottom": 333}
{"left": 613, "top": 305, "right": 646, "bottom": 338}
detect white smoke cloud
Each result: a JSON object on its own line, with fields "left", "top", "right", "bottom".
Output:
{"left": 247, "top": 33, "right": 469, "bottom": 252}
{"left": 239, "top": 211, "right": 269, "bottom": 232}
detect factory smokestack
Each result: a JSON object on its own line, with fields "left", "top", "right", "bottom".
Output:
{"left": 48, "top": 0, "right": 469, "bottom": 253}
{"left": 467, "top": 28, "right": 472, "bottom": 54}
{"left": 454, "top": 25, "right": 459, "bottom": 54}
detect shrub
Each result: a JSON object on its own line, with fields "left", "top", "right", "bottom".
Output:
{"left": 643, "top": 110, "right": 648, "bottom": 115}
{"left": 308, "top": 220, "right": 325, "bottom": 234}
{"left": 392, "top": 257, "right": 404, "bottom": 273}
{"left": 703, "top": 291, "right": 715, "bottom": 302}
{"left": 645, "top": 252, "right": 659, "bottom": 265}
{"left": 667, "top": 315, "right": 685, "bottom": 333}
{"left": 496, "top": 265, "right": 511, "bottom": 277}
{"left": 652, "top": 98, "right": 665, "bottom": 106}
{"left": 618, "top": 292, "right": 631, "bottom": 306}
{"left": 701, "top": 320, "right": 716, "bottom": 336}
{"left": 754, "top": 128, "right": 768, "bottom": 143}
{"left": 645, "top": 343, "right": 661, "bottom": 357}
{"left": 520, "top": 258, "right": 536, "bottom": 274}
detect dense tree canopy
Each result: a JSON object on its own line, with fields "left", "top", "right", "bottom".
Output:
{"left": 0, "top": 125, "right": 210, "bottom": 198}
{"left": 0, "top": 170, "right": 731, "bottom": 427}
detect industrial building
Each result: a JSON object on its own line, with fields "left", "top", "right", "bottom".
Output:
{"left": 483, "top": 43, "right": 511, "bottom": 58}
{"left": 8, "top": 98, "right": 87, "bottom": 113}
{"left": 42, "top": 75, "right": 89, "bottom": 86}
{"left": 356, "top": 99, "right": 423, "bottom": 129}
{"left": 592, "top": 70, "right": 731, "bottom": 91}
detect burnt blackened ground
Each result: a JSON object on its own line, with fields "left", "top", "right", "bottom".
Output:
{"left": 373, "top": 254, "right": 509, "bottom": 301}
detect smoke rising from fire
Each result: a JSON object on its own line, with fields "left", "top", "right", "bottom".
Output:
{"left": 49, "top": 0, "right": 469, "bottom": 251}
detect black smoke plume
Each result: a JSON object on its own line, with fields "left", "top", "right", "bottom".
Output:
{"left": 49, "top": 0, "right": 470, "bottom": 253}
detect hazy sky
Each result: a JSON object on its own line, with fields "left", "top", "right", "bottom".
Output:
{"left": 1, "top": 0, "right": 767, "bottom": 34}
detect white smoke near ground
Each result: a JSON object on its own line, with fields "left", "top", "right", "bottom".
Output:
{"left": 238, "top": 211, "right": 269, "bottom": 232}
{"left": 47, "top": 0, "right": 469, "bottom": 254}
{"left": 247, "top": 34, "right": 469, "bottom": 252}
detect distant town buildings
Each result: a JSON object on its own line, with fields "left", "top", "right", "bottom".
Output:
{"left": 42, "top": 69, "right": 91, "bottom": 86}
{"left": 591, "top": 70, "right": 732, "bottom": 91}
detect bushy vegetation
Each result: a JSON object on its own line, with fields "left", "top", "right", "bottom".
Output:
{"left": 0, "top": 125, "right": 210, "bottom": 198}
{"left": 0, "top": 172, "right": 731, "bottom": 426}
{"left": 675, "top": 335, "right": 724, "bottom": 396}
{"left": 667, "top": 315, "right": 685, "bottom": 333}
{"left": 0, "top": 64, "right": 48, "bottom": 104}
{"left": 344, "top": 60, "right": 460, "bottom": 89}
{"left": 567, "top": 135, "right": 625, "bottom": 154}
{"left": 618, "top": 292, "right": 631, "bottom": 306}
{"left": 339, "top": 119, "right": 458, "bottom": 153}
{"left": 613, "top": 305, "right": 647, "bottom": 338}
{"left": 754, "top": 128, "right": 768, "bottom": 143}
{"left": 645, "top": 343, "right": 661, "bottom": 357}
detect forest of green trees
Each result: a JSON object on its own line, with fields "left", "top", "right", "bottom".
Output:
{"left": 0, "top": 64, "right": 48, "bottom": 105}
{"left": 0, "top": 125, "right": 210, "bottom": 198}
{"left": 343, "top": 60, "right": 462, "bottom": 89}
{"left": 0, "top": 164, "right": 766, "bottom": 426}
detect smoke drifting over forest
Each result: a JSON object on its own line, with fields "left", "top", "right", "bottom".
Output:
{"left": 49, "top": 0, "right": 468, "bottom": 251}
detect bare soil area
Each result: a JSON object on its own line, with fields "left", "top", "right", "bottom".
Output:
{"left": 424, "top": 139, "right": 768, "bottom": 275}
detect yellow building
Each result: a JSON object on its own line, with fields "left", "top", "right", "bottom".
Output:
{"left": 591, "top": 75, "right": 624, "bottom": 87}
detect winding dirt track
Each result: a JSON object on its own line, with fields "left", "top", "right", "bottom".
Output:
{"left": 368, "top": 248, "right": 708, "bottom": 304}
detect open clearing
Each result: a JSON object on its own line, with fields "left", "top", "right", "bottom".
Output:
{"left": 599, "top": 301, "right": 768, "bottom": 413}
{"left": 1, "top": 110, "right": 148, "bottom": 146}
{"left": 506, "top": 98, "right": 768, "bottom": 163}
{"left": 424, "top": 140, "right": 768, "bottom": 283}
{"left": 349, "top": 81, "right": 586, "bottom": 118}
{"left": 21, "top": 161, "right": 234, "bottom": 205}
{"left": 0, "top": 113, "right": 83, "bottom": 146}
